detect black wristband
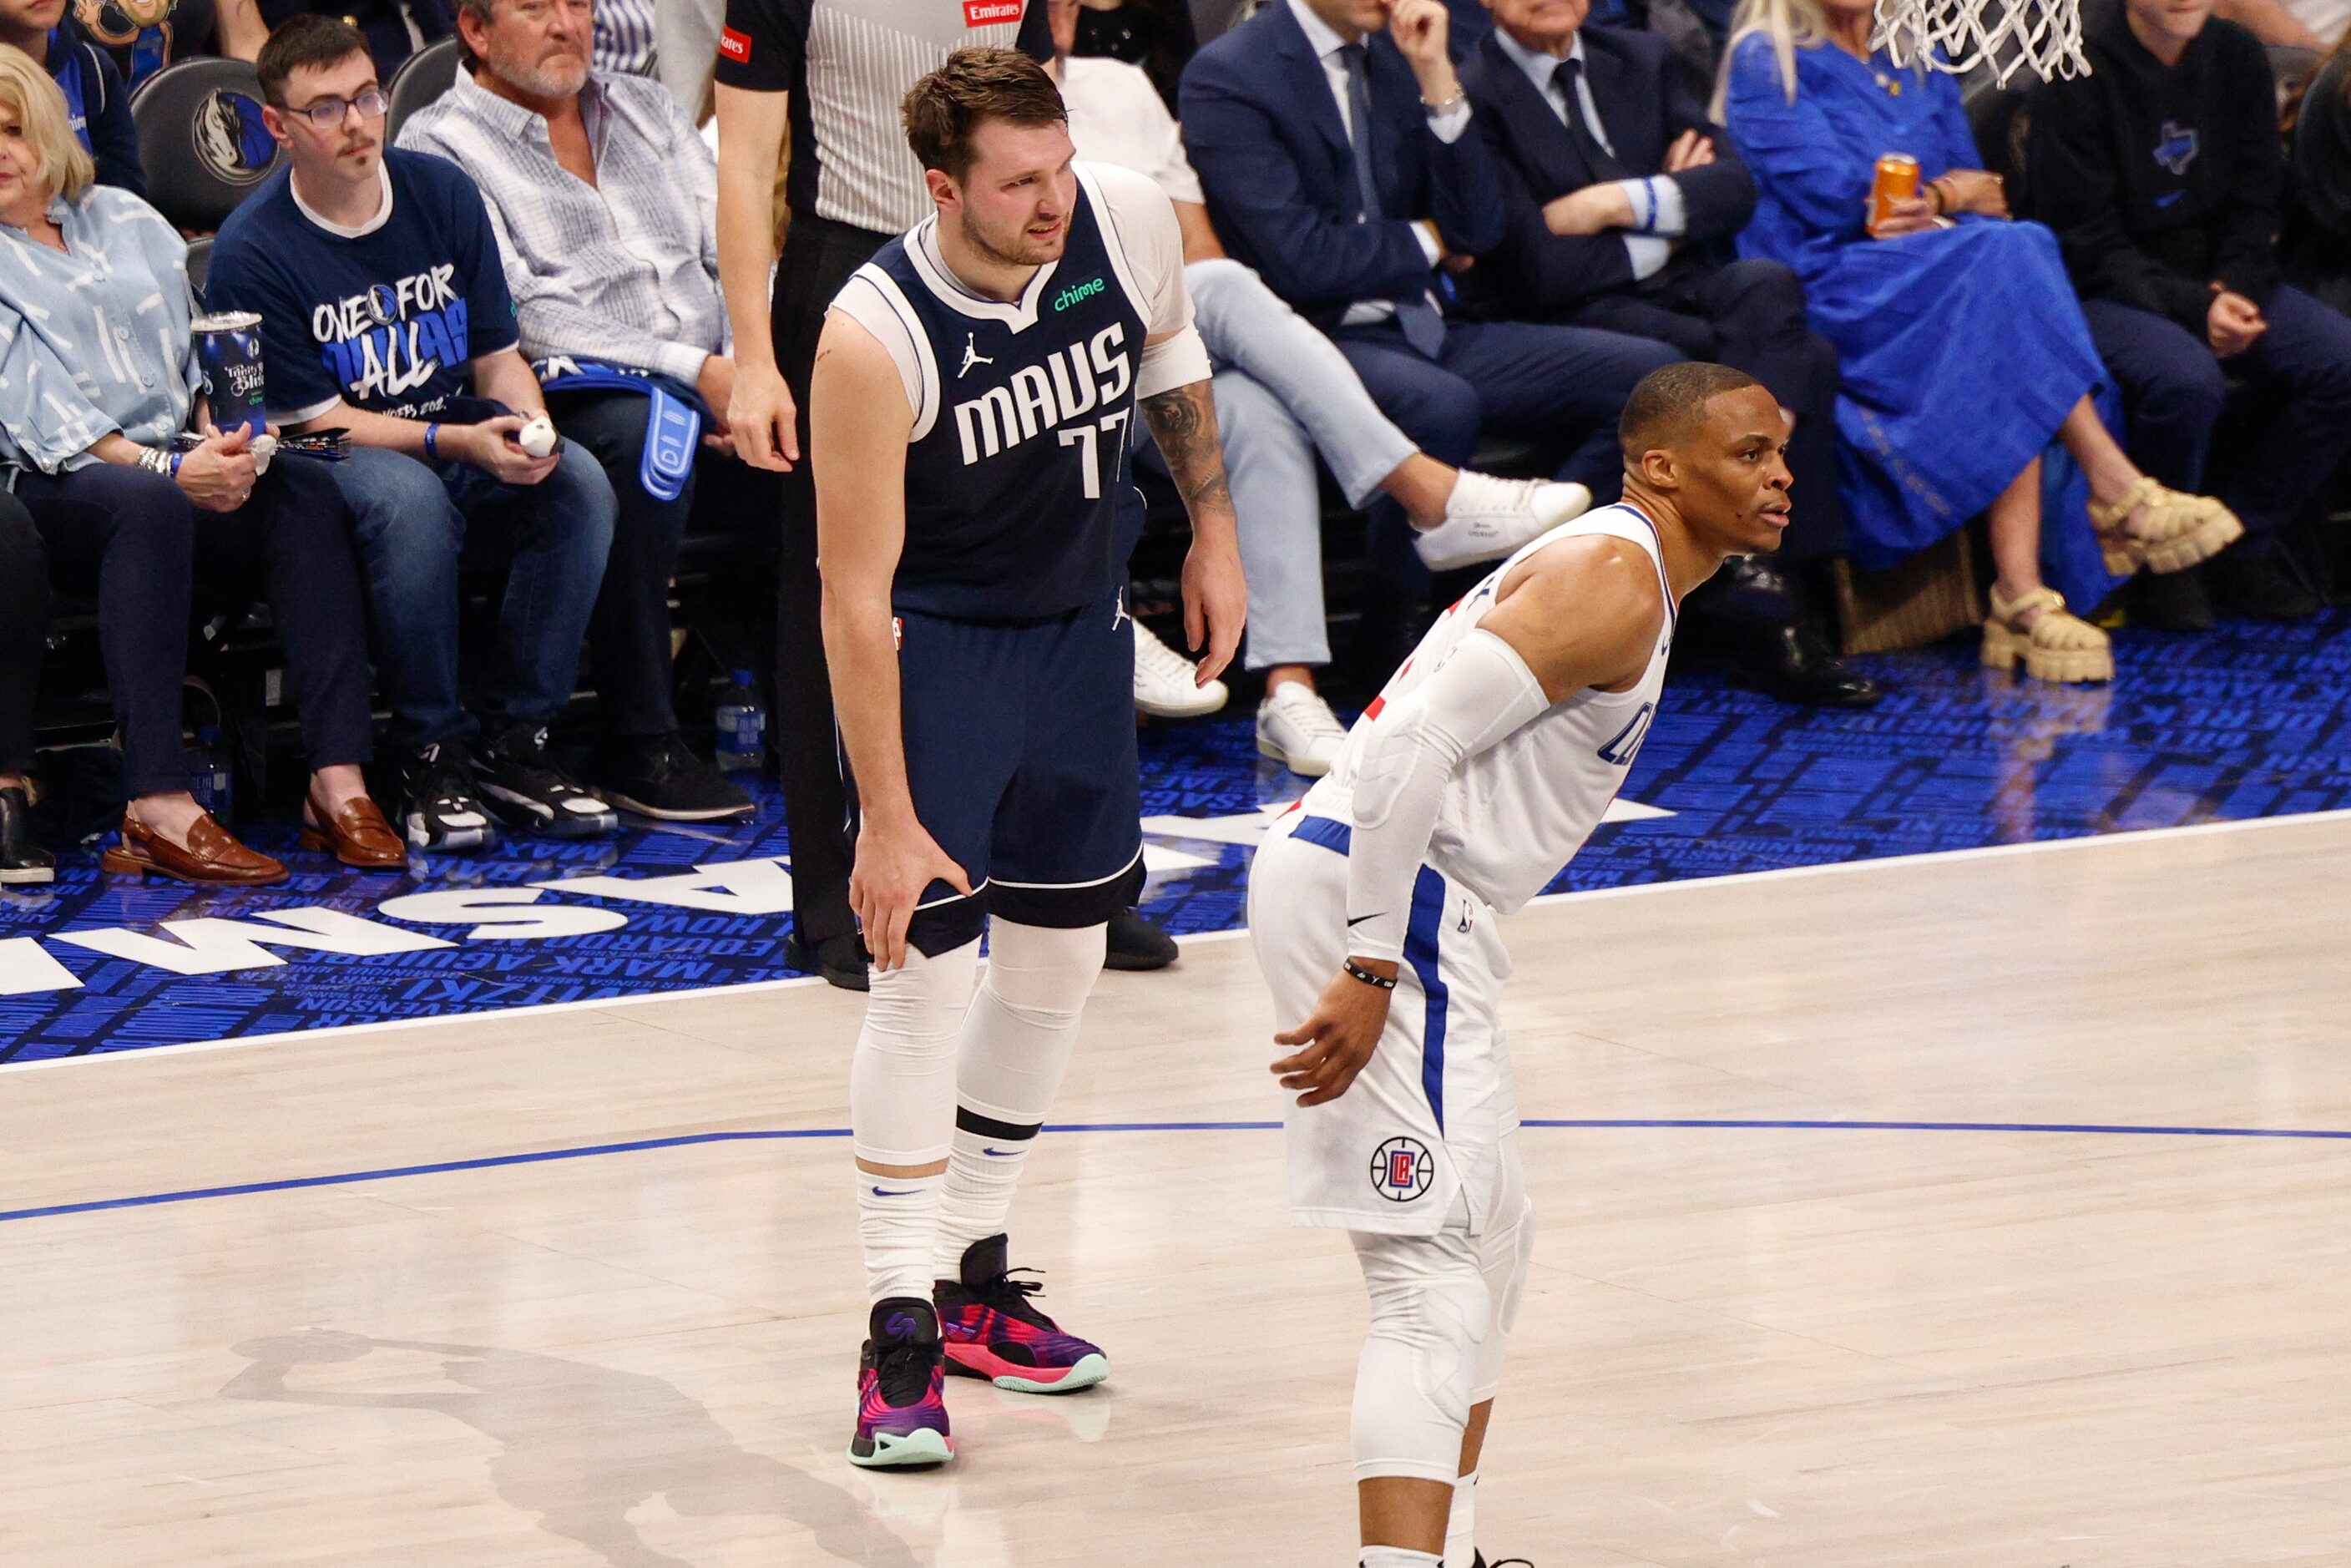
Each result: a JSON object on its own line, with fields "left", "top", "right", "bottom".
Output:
{"left": 1343, "top": 958, "right": 1398, "bottom": 991}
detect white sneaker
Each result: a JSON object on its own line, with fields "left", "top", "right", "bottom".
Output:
{"left": 1413, "top": 472, "right": 1593, "bottom": 572}
{"left": 1256, "top": 682, "right": 1349, "bottom": 777}
{"left": 1134, "top": 619, "right": 1228, "bottom": 718}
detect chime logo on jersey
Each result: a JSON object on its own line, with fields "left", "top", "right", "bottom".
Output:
{"left": 310, "top": 265, "right": 468, "bottom": 408}
{"left": 1370, "top": 1136, "right": 1434, "bottom": 1202}
{"left": 951, "top": 321, "right": 1132, "bottom": 464}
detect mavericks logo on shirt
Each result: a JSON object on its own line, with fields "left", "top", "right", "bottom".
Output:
{"left": 310, "top": 265, "right": 470, "bottom": 414}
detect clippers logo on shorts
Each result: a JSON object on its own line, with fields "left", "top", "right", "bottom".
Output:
{"left": 719, "top": 26, "right": 751, "bottom": 62}
{"left": 964, "top": 0, "right": 1022, "bottom": 23}
{"left": 1370, "top": 1136, "right": 1435, "bottom": 1202}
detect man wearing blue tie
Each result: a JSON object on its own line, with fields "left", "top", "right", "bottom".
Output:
{"left": 1455, "top": 0, "right": 1878, "bottom": 708}
{"left": 1180, "top": 0, "right": 1678, "bottom": 559}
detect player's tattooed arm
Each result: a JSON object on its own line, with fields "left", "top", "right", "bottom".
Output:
{"left": 1140, "top": 382, "right": 1234, "bottom": 519}
{"left": 1139, "top": 378, "right": 1248, "bottom": 685}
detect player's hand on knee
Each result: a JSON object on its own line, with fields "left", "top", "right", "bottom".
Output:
{"left": 851, "top": 817, "right": 972, "bottom": 971}
{"left": 1271, "top": 966, "right": 1393, "bottom": 1106}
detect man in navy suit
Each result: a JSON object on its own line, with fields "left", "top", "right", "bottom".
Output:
{"left": 1180, "top": 0, "right": 1678, "bottom": 551}
{"left": 1456, "top": 0, "right": 1873, "bottom": 706}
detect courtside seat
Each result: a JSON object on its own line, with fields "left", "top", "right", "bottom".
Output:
{"left": 131, "top": 58, "right": 284, "bottom": 235}
{"left": 385, "top": 39, "right": 464, "bottom": 142}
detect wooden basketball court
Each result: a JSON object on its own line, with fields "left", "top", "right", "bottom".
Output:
{"left": 5, "top": 811, "right": 2348, "bottom": 1565}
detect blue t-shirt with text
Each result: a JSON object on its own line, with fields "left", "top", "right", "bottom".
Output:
{"left": 205, "top": 149, "right": 517, "bottom": 422}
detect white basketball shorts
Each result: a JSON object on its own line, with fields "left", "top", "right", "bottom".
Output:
{"left": 1248, "top": 809, "right": 1519, "bottom": 1237}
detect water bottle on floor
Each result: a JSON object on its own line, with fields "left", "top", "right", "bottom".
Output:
{"left": 714, "top": 671, "right": 766, "bottom": 774}
{"left": 191, "top": 726, "right": 234, "bottom": 824}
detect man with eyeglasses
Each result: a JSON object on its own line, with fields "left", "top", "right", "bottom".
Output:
{"left": 206, "top": 14, "right": 626, "bottom": 853}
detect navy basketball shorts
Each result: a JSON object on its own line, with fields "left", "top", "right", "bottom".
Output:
{"left": 885, "top": 587, "right": 1145, "bottom": 956}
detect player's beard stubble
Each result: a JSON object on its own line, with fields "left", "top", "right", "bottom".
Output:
{"left": 958, "top": 205, "right": 1068, "bottom": 271}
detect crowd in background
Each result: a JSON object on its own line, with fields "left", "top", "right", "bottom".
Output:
{"left": 0, "top": 0, "right": 2344, "bottom": 989}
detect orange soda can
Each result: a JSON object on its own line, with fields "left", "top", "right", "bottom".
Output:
{"left": 1870, "top": 154, "right": 1920, "bottom": 229}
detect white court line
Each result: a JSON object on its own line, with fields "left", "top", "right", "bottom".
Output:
{"left": 7, "top": 806, "right": 2347, "bottom": 1075}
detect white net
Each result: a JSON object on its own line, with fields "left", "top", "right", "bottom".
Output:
{"left": 1873, "top": 0, "right": 2088, "bottom": 85}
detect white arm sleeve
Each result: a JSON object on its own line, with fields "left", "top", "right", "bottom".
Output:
{"left": 1344, "top": 630, "right": 1551, "bottom": 963}
{"left": 1136, "top": 323, "right": 1212, "bottom": 399}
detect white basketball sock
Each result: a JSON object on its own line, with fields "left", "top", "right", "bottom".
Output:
{"left": 1443, "top": 1471, "right": 1477, "bottom": 1568}
{"left": 849, "top": 938, "right": 979, "bottom": 1303}
{"left": 934, "top": 920, "right": 1105, "bottom": 1277}
{"left": 856, "top": 1170, "right": 944, "bottom": 1307}
{"left": 1360, "top": 1550, "right": 1441, "bottom": 1568}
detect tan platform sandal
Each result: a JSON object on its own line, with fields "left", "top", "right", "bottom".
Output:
{"left": 1982, "top": 584, "right": 2114, "bottom": 685}
{"left": 2086, "top": 475, "right": 2244, "bottom": 574}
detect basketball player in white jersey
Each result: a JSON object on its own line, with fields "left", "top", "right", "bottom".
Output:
{"left": 1247, "top": 362, "right": 1797, "bottom": 1568}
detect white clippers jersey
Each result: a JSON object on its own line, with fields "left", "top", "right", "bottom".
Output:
{"left": 1301, "top": 503, "right": 1675, "bottom": 915}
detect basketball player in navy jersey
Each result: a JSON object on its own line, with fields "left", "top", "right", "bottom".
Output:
{"left": 808, "top": 47, "right": 1246, "bottom": 1468}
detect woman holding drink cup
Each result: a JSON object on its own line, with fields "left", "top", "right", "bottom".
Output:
{"left": 1717, "top": 0, "right": 2242, "bottom": 682}
{"left": 0, "top": 45, "right": 398, "bottom": 883}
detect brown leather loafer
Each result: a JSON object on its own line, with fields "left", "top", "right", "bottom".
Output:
{"left": 99, "top": 808, "right": 286, "bottom": 886}
{"left": 300, "top": 790, "right": 406, "bottom": 869}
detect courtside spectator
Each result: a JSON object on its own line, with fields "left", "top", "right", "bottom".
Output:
{"left": 711, "top": 0, "right": 1078, "bottom": 989}
{"left": 1720, "top": 0, "right": 2239, "bottom": 684}
{"left": 72, "top": 0, "right": 267, "bottom": 85}
{"left": 0, "top": 492, "right": 53, "bottom": 884}
{"left": 209, "top": 16, "right": 624, "bottom": 853}
{"left": 1463, "top": 0, "right": 1873, "bottom": 708}
{"left": 589, "top": 0, "right": 654, "bottom": 77}
{"left": 0, "top": 0, "right": 142, "bottom": 193}
{"left": 0, "top": 47, "right": 397, "bottom": 883}
{"left": 1181, "top": 0, "right": 1679, "bottom": 629}
{"left": 257, "top": 0, "right": 450, "bottom": 78}
{"left": 397, "top": 0, "right": 753, "bottom": 821}
{"left": 1070, "top": 0, "right": 1196, "bottom": 108}
{"left": 2285, "top": 35, "right": 2351, "bottom": 310}
{"left": 1049, "top": 0, "right": 1590, "bottom": 771}
{"left": 2029, "top": 0, "right": 2351, "bottom": 625}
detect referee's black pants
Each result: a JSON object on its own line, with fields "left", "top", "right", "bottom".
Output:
{"left": 773, "top": 212, "right": 895, "bottom": 950}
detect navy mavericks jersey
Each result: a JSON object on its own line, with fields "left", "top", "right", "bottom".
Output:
{"left": 847, "top": 167, "right": 1150, "bottom": 620}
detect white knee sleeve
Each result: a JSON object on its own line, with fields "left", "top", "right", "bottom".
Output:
{"left": 934, "top": 920, "right": 1105, "bottom": 1275}
{"left": 1471, "top": 1147, "right": 1534, "bottom": 1404}
{"left": 1350, "top": 1228, "right": 1493, "bottom": 1485}
{"left": 849, "top": 938, "right": 979, "bottom": 1167}
{"left": 958, "top": 919, "right": 1104, "bottom": 1125}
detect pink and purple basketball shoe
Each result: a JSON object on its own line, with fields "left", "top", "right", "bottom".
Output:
{"left": 848, "top": 1297, "right": 953, "bottom": 1469}
{"left": 934, "top": 1233, "right": 1110, "bottom": 1394}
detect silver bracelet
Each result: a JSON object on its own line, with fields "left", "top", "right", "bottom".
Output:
{"left": 1421, "top": 88, "right": 1467, "bottom": 115}
{"left": 135, "top": 446, "right": 170, "bottom": 475}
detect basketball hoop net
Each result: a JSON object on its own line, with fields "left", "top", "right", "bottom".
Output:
{"left": 1874, "top": 0, "right": 2088, "bottom": 85}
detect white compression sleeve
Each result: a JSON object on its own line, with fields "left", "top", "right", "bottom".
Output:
{"left": 1135, "top": 322, "right": 1212, "bottom": 401}
{"left": 1344, "top": 630, "right": 1550, "bottom": 963}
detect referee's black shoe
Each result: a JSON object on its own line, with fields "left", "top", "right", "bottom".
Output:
{"left": 787, "top": 929, "right": 872, "bottom": 992}
{"left": 1105, "top": 907, "right": 1176, "bottom": 971}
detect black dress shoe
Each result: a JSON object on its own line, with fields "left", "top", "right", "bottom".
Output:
{"left": 1105, "top": 906, "right": 1177, "bottom": 971}
{"left": 2208, "top": 539, "right": 2323, "bottom": 621}
{"left": 786, "top": 929, "right": 871, "bottom": 992}
{"left": 0, "top": 784, "right": 53, "bottom": 885}
{"left": 1731, "top": 622, "right": 1883, "bottom": 709}
{"left": 593, "top": 731, "right": 754, "bottom": 822}
{"left": 1685, "top": 559, "right": 1882, "bottom": 710}
{"left": 2126, "top": 567, "right": 2216, "bottom": 632}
